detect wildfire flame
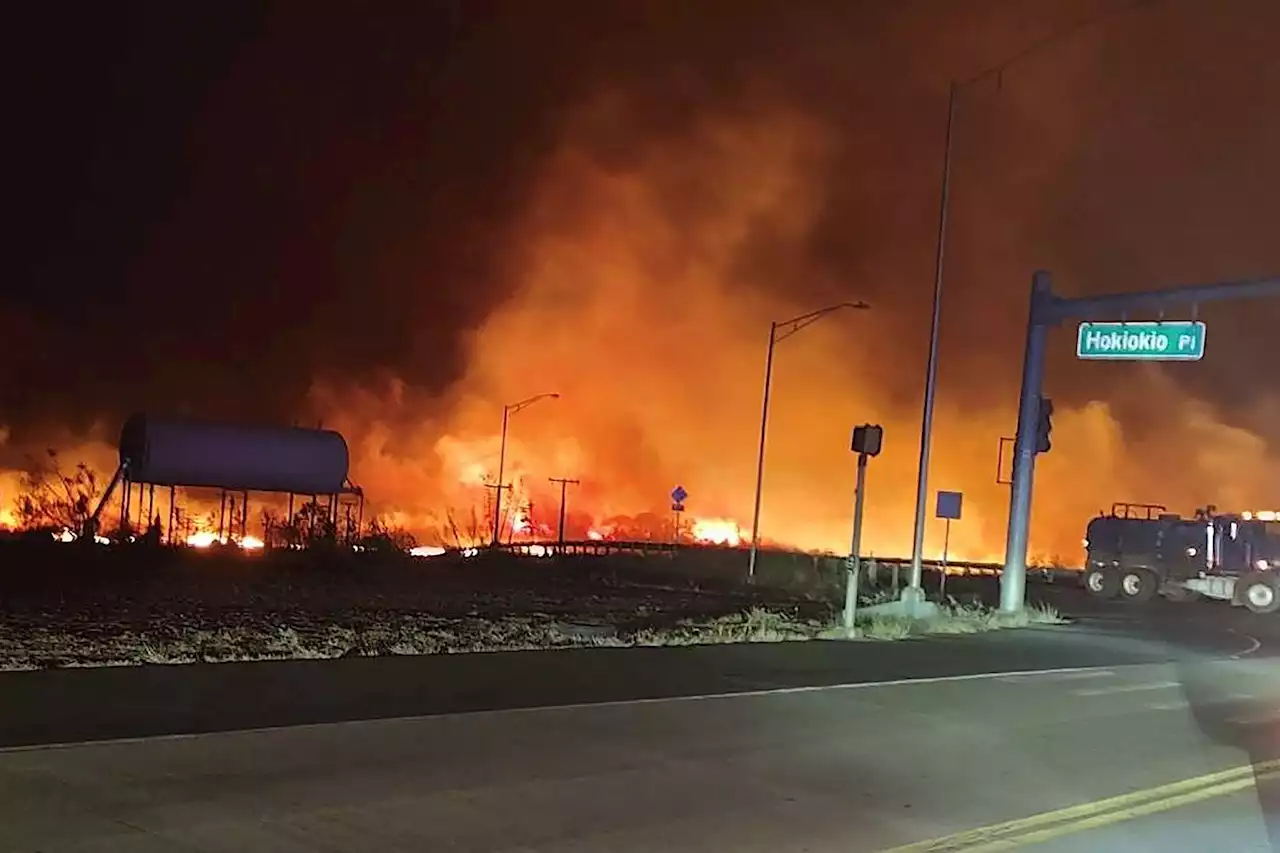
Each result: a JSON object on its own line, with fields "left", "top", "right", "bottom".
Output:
{"left": 185, "top": 531, "right": 264, "bottom": 551}
{"left": 510, "top": 508, "right": 532, "bottom": 535}
{"left": 690, "top": 517, "right": 741, "bottom": 546}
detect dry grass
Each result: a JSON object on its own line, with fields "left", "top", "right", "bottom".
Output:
{"left": 855, "top": 599, "right": 1067, "bottom": 640}
{"left": 631, "top": 608, "right": 830, "bottom": 646}
{"left": 0, "top": 601, "right": 1068, "bottom": 670}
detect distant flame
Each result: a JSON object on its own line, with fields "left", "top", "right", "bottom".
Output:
{"left": 186, "top": 531, "right": 264, "bottom": 551}
{"left": 691, "top": 517, "right": 741, "bottom": 546}
{"left": 511, "top": 508, "right": 531, "bottom": 535}
{"left": 187, "top": 531, "right": 221, "bottom": 548}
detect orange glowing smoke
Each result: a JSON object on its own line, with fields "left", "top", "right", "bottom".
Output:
{"left": 303, "top": 88, "right": 1280, "bottom": 568}
{"left": 11, "top": 50, "right": 1280, "bottom": 565}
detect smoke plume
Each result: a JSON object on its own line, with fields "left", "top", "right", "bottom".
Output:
{"left": 7, "top": 0, "right": 1280, "bottom": 562}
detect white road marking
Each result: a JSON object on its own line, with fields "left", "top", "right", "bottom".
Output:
{"left": 1073, "top": 680, "right": 1182, "bottom": 697}
{"left": 998, "top": 666, "right": 1111, "bottom": 681}
{"left": 1230, "top": 631, "right": 1263, "bottom": 659}
{"left": 0, "top": 664, "right": 1132, "bottom": 755}
{"left": 1145, "top": 692, "right": 1256, "bottom": 712}
{"left": 1145, "top": 699, "right": 1192, "bottom": 711}
{"left": 996, "top": 669, "right": 1116, "bottom": 684}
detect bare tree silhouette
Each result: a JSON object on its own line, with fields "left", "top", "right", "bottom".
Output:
{"left": 13, "top": 449, "right": 100, "bottom": 533}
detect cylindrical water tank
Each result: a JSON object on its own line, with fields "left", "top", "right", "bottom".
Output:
{"left": 118, "top": 413, "right": 351, "bottom": 495}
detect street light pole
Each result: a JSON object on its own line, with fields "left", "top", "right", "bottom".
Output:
{"left": 490, "top": 392, "right": 560, "bottom": 546}
{"left": 746, "top": 321, "right": 777, "bottom": 581}
{"left": 747, "top": 301, "right": 870, "bottom": 581}
{"left": 904, "top": 1, "right": 1156, "bottom": 611}
{"left": 905, "top": 81, "right": 957, "bottom": 606}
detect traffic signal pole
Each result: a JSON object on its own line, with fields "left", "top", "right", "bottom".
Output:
{"left": 1000, "top": 272, "right": 1052, "bottom": 613}
{"left": 1000, "top": 271, "right": 1280, "bottom": 614}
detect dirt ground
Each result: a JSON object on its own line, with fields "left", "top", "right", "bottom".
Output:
{"left": 0, "top": 540, "right": 840, "bottom": 668}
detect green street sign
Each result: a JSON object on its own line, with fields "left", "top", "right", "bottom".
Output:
{"left": 1076, "top": 321, "right": 1206, "bottom": 361}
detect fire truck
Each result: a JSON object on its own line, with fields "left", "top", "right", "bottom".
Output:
{"left": 1081, "top": 502, "right": 1280, "bottom": 613}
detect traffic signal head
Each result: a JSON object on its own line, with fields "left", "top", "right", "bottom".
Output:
{"left": 1036, "top": 396, "right": 1054, "bottom": 454}
{"left": 851, "top": 423, "right": 883, "bottom": 457}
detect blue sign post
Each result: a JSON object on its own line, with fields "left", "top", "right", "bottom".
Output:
{"left": 936, "top": 490, "right": 962, "bottom": 521}
{"left": 936, "top": 490, "right": 962, "bottom": 596}
{"left": 671, "top": 485, "right": 688, "bottom": 542}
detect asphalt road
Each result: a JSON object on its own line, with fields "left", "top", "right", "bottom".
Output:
{"left": 4, "top": 585, "right": 1280, "bottom": 851}
{"left": 0, "top": 603, "right": 1245, "bottom": 749}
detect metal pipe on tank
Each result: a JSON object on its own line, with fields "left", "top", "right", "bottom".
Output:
{"left": 120, "top": 477, "right": 130, "bottom": 532}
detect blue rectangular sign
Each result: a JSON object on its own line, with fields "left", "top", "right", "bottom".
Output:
{"left": 936, "top": 490, "right": 963, "bottom": 521}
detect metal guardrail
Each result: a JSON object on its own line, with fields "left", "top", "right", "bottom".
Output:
{"left": 484, "top": 540, "right": 1082, "bottom": 583}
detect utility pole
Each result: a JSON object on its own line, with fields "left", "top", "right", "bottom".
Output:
{"left": 547, "top": 476, "right": 579, "bottom": 548}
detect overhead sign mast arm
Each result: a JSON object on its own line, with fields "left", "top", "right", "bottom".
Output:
{"left": 1001, "top": 272, "right": 1280, "bottom": 614}
{"left": 1037, "top": 276, "right": 1280, "bottom": 325}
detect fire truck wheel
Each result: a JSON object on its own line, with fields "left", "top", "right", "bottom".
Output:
{"left": 1083, "top": 567, "right": 1120, "bottom": 599}
{"left": 1240, "top": 574, "right": 1280, "bottom": 615}
{"left": 1117, "top": 568, "right": 1158, "bottom": 603}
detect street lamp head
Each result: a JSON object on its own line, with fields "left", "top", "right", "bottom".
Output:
{"left": 845, "top": 300, "right": 872, "bottom": 311}
{"left": 506, "top": 391, "right": 561, "bottom": 414}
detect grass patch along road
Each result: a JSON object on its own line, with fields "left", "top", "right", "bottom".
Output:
{"left": 0, "top": 545, "right": 1068, "bottom": 669}
{"left": 0, "top": 601, "right": 1068, "bottom": 670}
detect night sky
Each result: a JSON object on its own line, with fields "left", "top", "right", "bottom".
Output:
{"left": 7, "top": 0, "right": 605, "bottom": 426}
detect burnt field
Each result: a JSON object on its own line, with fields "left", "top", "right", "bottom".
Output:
{"left": 0, "top": 539, "right": 1047, "bottom": 669}
{"left": 0, "top": 539, "right": 856, "bottom": 669}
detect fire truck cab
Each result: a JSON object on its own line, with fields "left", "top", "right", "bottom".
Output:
{"left": 1082, "top": 502, "right": 1280, "bottom": 613}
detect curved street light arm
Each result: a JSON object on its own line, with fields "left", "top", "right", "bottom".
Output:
{"left": 505, "top": 392, "right": 561, "bottom": 416}
{"left": 773, "top": 301, "right": 871, "bottom": 344}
